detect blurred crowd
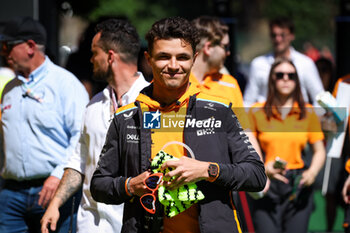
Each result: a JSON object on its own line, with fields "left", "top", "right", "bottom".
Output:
{"left": 0, "top": 14, "right": 349, "bottom": 233}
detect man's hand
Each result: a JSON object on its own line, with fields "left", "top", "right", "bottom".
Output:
{"left": 128, "top": 171, "right": 153, "bottom": 197}
{"left": 161, "top": 156, "right": 209, "bottom": 190}
{"left": 38, "top": 176, "right": 60, "bottom": 208}
{"left": 40, "top": 201, "right": 60, "bottom": 233}
{"left": 265, "top": 161, "right": 289, "bottom": 184}
{"left": 343, "top": 175, "right": 350, "bottom": 204}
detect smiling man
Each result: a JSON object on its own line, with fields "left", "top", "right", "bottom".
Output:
{"left": 90, "top": 16, "right": 266, "bottom": 233}
{"left": 244, "top": 17, "right": 324, "bottom": 107}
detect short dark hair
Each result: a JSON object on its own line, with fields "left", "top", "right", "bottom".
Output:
{"left": 192, "top": 16, "right": 228, "bottom": 50}
{"left": 145, "top": 16, "right": 199, "bottom": 55}
{"left": 269, "top": 17, "right": 295, "bottom": 34}
{"left": 95, "top": 19, "right": 140, "bottom": 65}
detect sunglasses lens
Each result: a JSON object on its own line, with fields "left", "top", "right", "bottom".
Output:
{"left": 145, "top": 175, "right": 162, "bottom": 190}
{"left": 140, "top": 194, "right": 156, "bottom": 213}
{"left": 275, "top": 72, "right": 284, "bottom": 80}
{"left": 275, "top": 72, "right": 296, "bottom": 81}
{"left": 288, "top": 73, "right": 296, "bottom": 80}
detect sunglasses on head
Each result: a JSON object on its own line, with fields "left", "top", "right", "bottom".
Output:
{"left": 1, "top": 40, "right": 25, "bottom": 54}
{"left": 140, "top": 173, "right": 163, "bottom": 214}
{"left": 274, "top": 72, "right": 297, "bottom": 81}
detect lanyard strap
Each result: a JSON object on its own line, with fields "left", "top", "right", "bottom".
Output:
{"left": 21, "top": 72, "right": 47, "bottom": 103}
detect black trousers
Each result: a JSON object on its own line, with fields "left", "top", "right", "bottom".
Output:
{"left": 250, "top": 169, "right": 314, "bottom": 233}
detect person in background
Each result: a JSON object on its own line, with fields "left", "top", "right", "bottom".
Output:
{"left": 0, "top": 58, "right": 15, "bottom": 98}
{"left": 334, "top": 74, "right": 350, "bottom": 233}
{"left": 0, "top": 16, "right": 88, "bottom": 232}
{"left": 190, "top": 15, "right": 262, "bottom": 155}
{"left": 40, "top": 19, "right": 149, "bottom": 233}
{"left": 244, "top": 17, "right": 324, "bottom": 107}
{"left": 0, "top": 57, "right": 15, "bottom": 120}
{"left": 314, "top": 56, "right": 341, "bottom": 232}
{"left": 248, "top": 58, "right": 325, "bottom": 233}
{"left": 191, "top": 15, "right": 262, "bottom": 232}
{"left": 90, "top": 16, "right": 266, "bottom": 233}
{"left": 315, "top": 57, "right": 336, "bottom": 93}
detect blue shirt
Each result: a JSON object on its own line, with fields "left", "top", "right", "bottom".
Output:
{"left": 0, "top": 57, "right": 89, "bottom": 180}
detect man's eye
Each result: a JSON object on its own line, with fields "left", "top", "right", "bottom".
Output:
{"left": 157, "top": 55, "right": 169, "bottom": 60}
{"left": 177, "top": 56, "right": 190, "bottom": 61}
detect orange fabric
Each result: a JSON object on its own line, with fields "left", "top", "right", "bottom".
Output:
{"left": 137, "top": 84, "right": 201, "bottom": 233}
{"left": 229, "top": 192, "right": 243, "bottom": 233}
{"left": 332, "top": 75, "right": 350, "bottom": 97}
{"left": 248, "top": 102, "right": 324, "bottom": 169}
{"left": 162, "top": 205, "right": 200, "bottom": 233}
{"left": 346, "top": 159, "right": 350, "bottom": 174}
{"left": 189, "top": 73, "right": 250, "bottom": 129}
{"left": 125, "top": 177, "right": 132, "bottom": 197}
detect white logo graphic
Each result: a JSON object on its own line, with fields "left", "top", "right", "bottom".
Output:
{"left": 123, "top": 111, "right": 133, "bottom": 118}
{"left": 143, "top": 110, "right": 161, "bottom": 129}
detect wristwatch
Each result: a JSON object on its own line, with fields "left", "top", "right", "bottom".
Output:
{"left": 208, "top": 163, "right": 219, "bottom": 182}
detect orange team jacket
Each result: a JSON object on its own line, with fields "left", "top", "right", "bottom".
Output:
{"left": 248, "top": 102, "right": 324, "bottom": 169}
{"left": 189, "top": 72, "right": 250, "bottom": 130}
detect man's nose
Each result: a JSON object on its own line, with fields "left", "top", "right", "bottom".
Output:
{"left": 168, "top": 57, "right": 179, "bottom": 69}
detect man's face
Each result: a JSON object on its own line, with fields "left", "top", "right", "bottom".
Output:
{"left": 270, "top": 25, "right": 295, "bottom": 55}
{"left": 207, "top": 33, "right": 230, "bottom": 72}
{"left": 146, "top": 38, "right": 196, "bottom": 91}
{"left": 1, "top": 40, "right": 29, "bottom": 73}
{"left": 90, "top": 32, "right": 112, "bottom": 82}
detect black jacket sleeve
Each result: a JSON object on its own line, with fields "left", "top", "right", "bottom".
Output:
{"left": 213, "top": 108, "right": 267, "bottom": 192}
{"left": 90, "top": 118, "right": 131, "bottom": 204}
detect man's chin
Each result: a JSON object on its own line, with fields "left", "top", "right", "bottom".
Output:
{"left": 92, "top": 74, "right": 109, "bottom": 83}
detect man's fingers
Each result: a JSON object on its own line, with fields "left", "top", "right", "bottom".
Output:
{"left": 167, "top": 175, "right": 186, "bottom": 190}
{"left": 40, "top": 219, "right": 49, "bottom": 233}
{"left": 50, "top": 219, "right": 57, "bottom": 231}
{"left": 161, "top": 160, "right": 179, "bottom": 171}
{"left": 43, "top": 191, "right": 52, "bottom": 208}
{"left": 165, "top": 167, "right": 182, "bottom": 178}
{"left": 39, "top": 189, "right": 53, "bottom": 208}
{"left": 38, "top": 190, "right": 46, "bottom": 206}
{"left": 40, "top": 217, "right": 57, "bottom": 233}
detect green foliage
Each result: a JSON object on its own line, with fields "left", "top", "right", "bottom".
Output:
{"left": 263, "top": 0, "right": 337, "bottom": 50}
{"left": 88, "top": 0, "right": 175, "bottom": 42}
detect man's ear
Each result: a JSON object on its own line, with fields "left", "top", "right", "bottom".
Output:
{"left": 26, "top": 40, "right": 36, "bottom": 56}
{"left": 108, "top": 50, "right": 116, "bottom": 64}
{"left": 202, "top": 41, "right": 212, "bottom": 56}
{"left": 193, "top": 51, "right": 198, "bottom": 64}
{"left": 290, "top": 33, "right": 295, "bottom": 42}
{"left": 144, "top": 51, "right": 151, "bottom": 66}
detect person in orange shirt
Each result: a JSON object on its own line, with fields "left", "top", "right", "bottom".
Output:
{"left": 191, "top": 16, "right": 261, "bottom": 154}
{"left": 248, "top": 58, "right": 326, "bottom": 233}
{"left": 191, "top": 16, "right": 262, "bottom": 232}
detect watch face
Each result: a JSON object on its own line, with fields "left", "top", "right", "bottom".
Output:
{"left": 208, "top": 164, "right": 218, "bottom": 177}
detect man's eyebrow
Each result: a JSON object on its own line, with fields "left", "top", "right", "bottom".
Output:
{"left": 177, "top": 53, "right": 191, "bottom": 57}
